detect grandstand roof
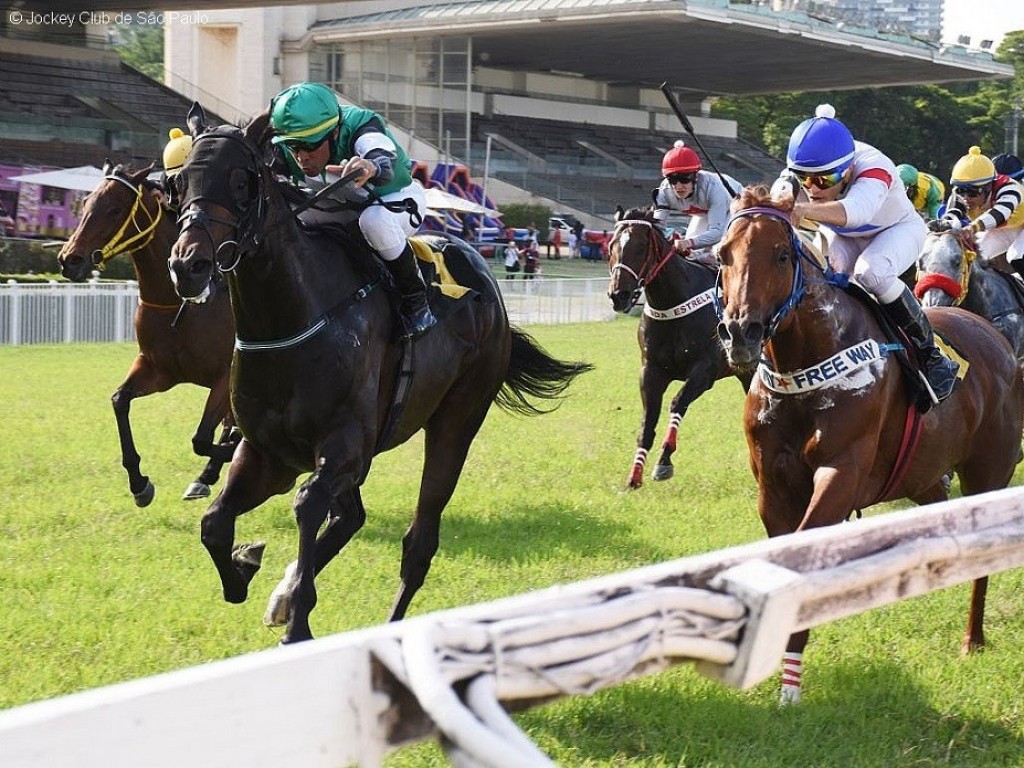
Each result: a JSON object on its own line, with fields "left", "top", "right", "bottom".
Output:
{"left": 306, "top": 0, "right": 1011, "bottom": 96}
{"left": 11, "top": 0, "right": 1013, "bottom": 97}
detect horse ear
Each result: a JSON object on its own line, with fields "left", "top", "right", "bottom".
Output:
{"left": 243, "top": 108, "right": 273, "bottom": 148}
{"left": 615, "top": 205, "right": 624, "bottom": 221}
{"left": 102, "top": 158, "right": 113, "bottom": 176}
{"left": 131, "top": 163, "right": 155, "bottom": 185}
{"left": 186, "top": 102, "right": 207, "bottom": 138}
{"left": 769, "top": 175, "right": 798, "bottom": 209}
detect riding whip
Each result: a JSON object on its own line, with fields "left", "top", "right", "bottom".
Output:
{"left": 659, "top": 82, "right": 739, "bottom": 199}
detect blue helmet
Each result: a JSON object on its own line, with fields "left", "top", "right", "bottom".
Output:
{"left": 786, "top": 104, "right": 856, "bottom": 175}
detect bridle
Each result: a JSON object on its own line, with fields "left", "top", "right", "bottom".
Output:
{"left": 720, "top": 206, "right": 848, "bottom": 342}
{"left": 176, "top": 130, "right": 269, "bottom": 273}
{"left": 914, "top": 230, "right": 977, "bottom": 307}
{"left": 608, "top": 217, "right": 676, "bottom": 311}
{"left": 86, "top": 171, "right": 164, "bottom": 269}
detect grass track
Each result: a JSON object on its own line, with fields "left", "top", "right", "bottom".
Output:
{"left": 1, "top": 319, "right": 1022, "bottom": 766}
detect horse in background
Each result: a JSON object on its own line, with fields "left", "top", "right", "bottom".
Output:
{"left": 57, "top": 162, "right": 238, "bottom": 506}
{"left": 716, "top": 186, "right": 1024, "bottom": 704}
{"left": 607, "top": 206, "right": 750, "bottom": 489}
{"left": 167, "top": 106, "right": 592, "bottom": 643}
{"left": 915, "top": 228, "right": 1024, "bottom": 361}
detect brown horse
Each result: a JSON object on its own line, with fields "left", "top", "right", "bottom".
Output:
{"left": 607, "top": 206, "right": 751, "bottom": 488}
{"left": 166, "top": 106, "right": 591, "bottom": 643}
{"left": 716, "top": 187, "right": 1024, "bottom": 703}
{"left": 57, "top": 162, "right": 238, "bottom": 506}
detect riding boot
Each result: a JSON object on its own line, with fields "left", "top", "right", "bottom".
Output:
{"left": 881, "top": 284, "right": 959, "bottom": 405}
{"left": 384, "top": 244, "right": 437, "bottom": 339}
{"left": 1010, "top": 257, "right": 1024, "bottom": 282}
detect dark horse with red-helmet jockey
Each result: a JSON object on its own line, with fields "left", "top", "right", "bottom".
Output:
{"left": 607, "top": 205, "right": 750, "bottom": 489}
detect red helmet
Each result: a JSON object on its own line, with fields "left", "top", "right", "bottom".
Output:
{"left": 662, "top": 140, "right": 701, "bottom": 176}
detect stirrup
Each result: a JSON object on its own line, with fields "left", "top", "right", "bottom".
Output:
{"left": 399, "top": 298, "right": 437, "bottom": 339}
{"left": 921, "top": 356, "right": 959, "bottom": 405}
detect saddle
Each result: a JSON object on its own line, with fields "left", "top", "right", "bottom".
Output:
{"left": 844, "top": 281, "right": 968, "bottom": 412}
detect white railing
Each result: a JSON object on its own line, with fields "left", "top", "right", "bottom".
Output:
{"left": 0, "top": 278, "right": 614, "bottom": 345}
{"left": 0, "top": 280, "right": 139, "bottom": 346}
{"left": 2, "top": 487, "right": 1023, "bottom": 767}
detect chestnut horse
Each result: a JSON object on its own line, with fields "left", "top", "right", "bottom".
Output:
{"left": 607, "top": 206, "right": 751, "bottom": 488}
{"left": 167, "top": 107, "right": 591, "bottom": 643}
{"left": 716, "top": 187, "right": 1024, "bottom": 703}
{"left": 58, "top": 162, "right": 238, "bottom": 506}
{"left": 915, "top": 229, "right": 1024, "bottom": 361}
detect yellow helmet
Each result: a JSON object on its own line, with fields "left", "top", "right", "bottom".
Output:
{"left": 163, "top": 127, "right": 193, "bottom": 178}
{"left": 950, "top": 145, "right": 995, "bottom": 187}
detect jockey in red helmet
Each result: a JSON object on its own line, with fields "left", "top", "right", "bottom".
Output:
{"left": 652, "top": 140, "right": 739, "bottom": 263}
{"left": 782, "top": 104, "right": 956, "bottom": 405}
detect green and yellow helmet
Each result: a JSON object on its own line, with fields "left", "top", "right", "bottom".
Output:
{"left": 895, "top": 163, "right": 918, "bottom": 187}
{"left": 162, "top": 127, "right": 192, "bottom": 178}
{"left": 269, "top": 82, "right": 340, "bottom": 145}
{"left": 950, "top": 146, "right": 996, "bottom": 187}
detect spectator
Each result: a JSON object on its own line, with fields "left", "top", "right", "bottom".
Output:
{"left": 548, "top": 226, "right": 562, "bottom": 259}
{"left": 503, "top": 241, "right": 521, "bottom": 278}
{"left": 566, "top": 229, "right": 578, "bottom": 259}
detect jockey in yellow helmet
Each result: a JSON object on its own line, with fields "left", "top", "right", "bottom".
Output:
{"left": 942, "top": 146, "right": 1024, "bottom": 280}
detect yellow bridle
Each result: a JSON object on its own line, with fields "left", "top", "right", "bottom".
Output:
{"left": 92, "top": 174, "right": 164, "bottom": 269}
{"left": 953, "top": 245, "right": 977, "bottom": 308}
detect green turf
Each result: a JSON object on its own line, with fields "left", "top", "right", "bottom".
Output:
{"left": 1, "top": 321, "right": 1022, "bottom": 766}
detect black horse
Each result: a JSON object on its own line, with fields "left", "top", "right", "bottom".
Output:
{"left": 167, "top": 105, "right": 591, "bottom": 643}
{"left": 607, "top": 206, "right": 751, "bottom": 489}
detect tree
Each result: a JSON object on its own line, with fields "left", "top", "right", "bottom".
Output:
{"left": 712, "top": 39, "right": 1024, "bottom": 174}
{"left": 115, "top": 23, "right": 163, "bottom": 80}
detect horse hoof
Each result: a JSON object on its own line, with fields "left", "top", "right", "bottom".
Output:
{"left": 182, "top": 481, "right": 211, "bottom": 500}
{"left": 231, "top": 541, "right": 266, "bottom": 596}
{"left": 133, "top": 480, "right": 155, "bottom": 508}
{"left": 263, "top": 561, "right": 297, "bottom": 627}
{"left": 652, "top": 464, "right": 674, "bottom": 481}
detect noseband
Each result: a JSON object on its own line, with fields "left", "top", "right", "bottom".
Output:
{"left": 609, "top": 218, "right": 675, "bottom": 310}
{"left": 176, "top": 131, "right": 267, "bottom": 273}
{"left": 914, "top": 231, "right": 977, "bottom": 306}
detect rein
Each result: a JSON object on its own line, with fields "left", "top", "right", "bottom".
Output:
{"left": 92, "top": 173, "right": 164, "bottom": 267}
{"left": 609, "top": 217, "right": 677, "bottom": 311}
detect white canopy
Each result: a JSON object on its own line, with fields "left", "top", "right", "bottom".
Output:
{"left": 424, "top": 187, "right": 497, "bottom": 216}
{"left": 9, "top": 166, "right": 105, "bottom": 192}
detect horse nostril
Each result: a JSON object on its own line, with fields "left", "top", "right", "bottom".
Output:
{"left": 743, "top": 322, "right": 765, "bottom": 346}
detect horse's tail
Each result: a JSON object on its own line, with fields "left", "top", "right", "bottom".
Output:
{"left": 495, "top": 327, "right": 593, "bottom": 416}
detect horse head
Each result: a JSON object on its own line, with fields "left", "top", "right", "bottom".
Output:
{"left": 606, "top": 205, "right": 671, "bottom": 313}
{"left": 169, "top": 103, "right": 273, "bottom": 303}
{"left": 715, "top": 186, "right": 806, "bottom": 370}
{"left": 58, "top": 161, "right": 161, "bottom": 282}
{"left": 915, "top": 230, "right": 977, "bottom": 308}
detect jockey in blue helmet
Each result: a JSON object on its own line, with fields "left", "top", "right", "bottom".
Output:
{"left": 781, "top": 104, "right": 957, "bottom": 406}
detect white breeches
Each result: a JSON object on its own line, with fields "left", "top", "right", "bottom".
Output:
{"left": 358, "top": 181, "right": 426, "bottom": 261}
{"left": 823, "top": 217, "right": 926, "bottom": 304}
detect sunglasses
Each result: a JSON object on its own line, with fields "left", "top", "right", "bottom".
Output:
{"left": 958, "top": 186, "right": 987, "bottom": 199}
{"left": 666, "top": 173, "right": 697, "bottom": 185}
{"left": 283, "top": 135, "right": 329, "bottom": 154}
{"left": 794, "top": 169, "right": 845, "bottom": 190}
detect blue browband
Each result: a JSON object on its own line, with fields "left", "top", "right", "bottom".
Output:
{"left": 721, "top": 206, "right": 849, "bottom": 340}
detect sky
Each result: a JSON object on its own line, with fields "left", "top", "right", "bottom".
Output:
{"left": 942, "top": 0, "right": 1024, "bottom": 50}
